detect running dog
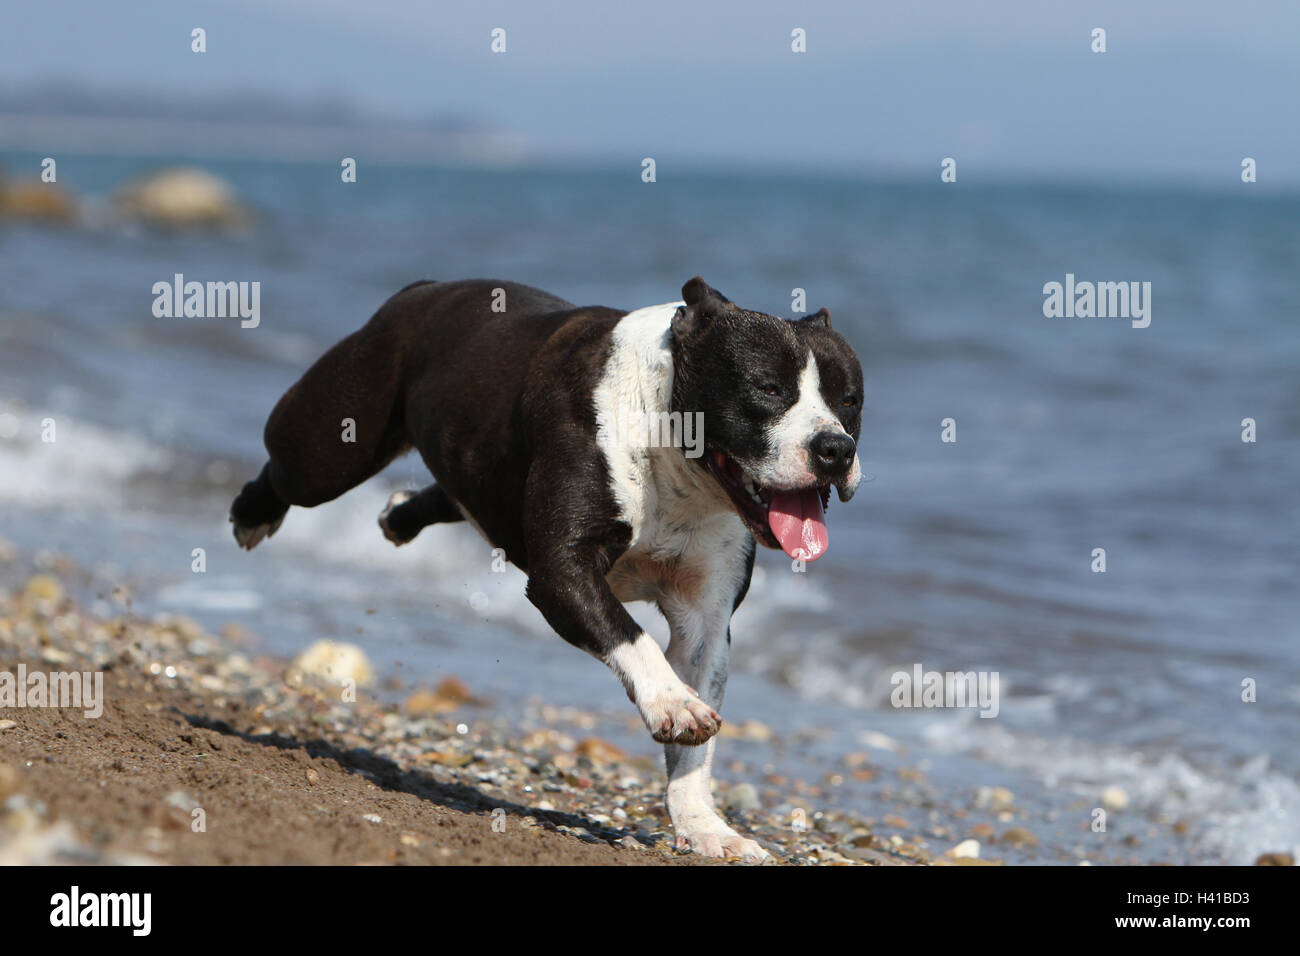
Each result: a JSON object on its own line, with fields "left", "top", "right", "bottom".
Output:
{"left": 230, "top": 277, "right": 864, "bottom": 860}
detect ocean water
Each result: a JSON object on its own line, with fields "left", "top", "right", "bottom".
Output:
{"left": 1, "top": 153, "right": 1297, "bottom": 864}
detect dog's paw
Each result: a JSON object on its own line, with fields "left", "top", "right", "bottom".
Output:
{"left": 675, "top": 825, "right": 770, "bottom": 862}
{"left": 231, "top": 514, "right": 283, "bottom": 550}
{"left": 639, "top": 688, "right": 722, "bottom": 745}
{"left": 378, "top": 491, "right": 415, "bottom": 545}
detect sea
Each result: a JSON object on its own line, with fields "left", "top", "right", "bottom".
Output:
{"left": 1, "top": 151, "right": 1297, "bottom": 864}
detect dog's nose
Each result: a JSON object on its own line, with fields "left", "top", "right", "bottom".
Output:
{"left": 810, "top": 431, "right": 855, "bottom": 478}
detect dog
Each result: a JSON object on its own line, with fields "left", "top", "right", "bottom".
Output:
{"left": 229, "top": 276, "right": 864, "bottom": 860}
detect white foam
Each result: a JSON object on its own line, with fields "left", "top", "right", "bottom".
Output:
{"left": 155, "top": 581, "right": 264, "bottom": 612}
{"left": 0, "top": 412, "right": 174, "bottom": 505}
{"left": 916, "top": 711, "right": 1300, "bottom": 865}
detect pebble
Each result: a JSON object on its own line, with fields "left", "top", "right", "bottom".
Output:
{"left": 156, "top": 791, "right": 197, "bottom": 831}
{"left": 723, "top": 782, "right": 761, "bottom": 812}
{"left": 575, "top": 736, "right": 627, "bottom": 763}
{"left": 847, "top": 846, "right": 906, "bottom": 866}
{"left": 975, "top": 786, "right": 1015, "bottom": 811}
{"left": 40, "top": 646, "right": 72, "bottom": 665}
{"left": 1101, "top": 786, "right": 1130, "bottom": 810}
{"left": 164, "top": 790, "right": 197, "bottom": 812}
{"left": 1254, "top": 853, "right": 1294, "bottom": 866}
{"left": 0, "top": 720, "right": 16, "bottom": 731}
{"left": 22, "top": 575, "right": 64, "bottom": 606}
{"left": 858, "top": 730, "right": 901, "bottom": 753}
{"left": 405, "top": 676, "right": 478, "bottom": 715}
{"left": 289, "top": 640, "right": 374, "bottom": 686}
{"left": 950, "top": 839, "right": 981, "bottom": 859}
{"left": 418, "top": 750, "right": 473, "bottom": 767}
{"left": 0, "top": 762, "right": 19, "bottom": 799}
{"left": 998, "top": 826, "right": 1038, "bottom": 848}
{"left": 718, "top": 718, "right": 773, "bottom": 742}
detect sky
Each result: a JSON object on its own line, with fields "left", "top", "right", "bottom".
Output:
{"left": 2, "top": 0, "right": 1298, "bottom": 185}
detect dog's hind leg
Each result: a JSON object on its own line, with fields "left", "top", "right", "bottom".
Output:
{"left": 231, "top": 321, "right": 411, "bottom": 549}
{"left": 229, "top": 462, "right": 290, "bottom": 549}
{"left": 378, "top": 483, "right": 464, "bottom": 545}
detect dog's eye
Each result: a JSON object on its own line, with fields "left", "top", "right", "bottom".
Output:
{"left": 756, "top": 383, "right": 782, "bottom": 397}
{"left": 841, "top": 396, "right": 858, "bottom": 408}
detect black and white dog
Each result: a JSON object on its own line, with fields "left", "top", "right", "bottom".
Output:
{"left": 230, "top": 277, "right": 863, "bottom": 860}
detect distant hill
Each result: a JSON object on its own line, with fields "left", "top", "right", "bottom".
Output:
{"left": 0, "top": 82, "right": 529, "bottom": 165}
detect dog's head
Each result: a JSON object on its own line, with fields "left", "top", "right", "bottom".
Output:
{"left": 669, "top": 276, "right": 864, "bottom": 561}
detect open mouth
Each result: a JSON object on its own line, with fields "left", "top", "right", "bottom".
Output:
{"left": 706, "top": 451, "right": 831, "bottom": 561}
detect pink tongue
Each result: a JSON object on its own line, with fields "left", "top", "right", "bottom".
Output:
{"left": 767, "top": 489, "right": 829, "bottom": 561}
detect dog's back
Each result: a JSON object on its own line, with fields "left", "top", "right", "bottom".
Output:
{"left": 230, "top": 279, "right": 624, "bottom": 560}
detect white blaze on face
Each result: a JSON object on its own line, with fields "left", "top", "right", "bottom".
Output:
{"left": 749, "top": 351, "right": 847, "bottom": 488}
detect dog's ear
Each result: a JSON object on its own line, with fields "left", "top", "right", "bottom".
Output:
{"left": 671, "top": 304, "right": 702, "bottom": 339}
{"left": 681, "top": 276, "right": 734, "bottom": 314}
{"left": 800, "top": 307, "right": 832, "bottom": 329}
{"left": 674, "top": 277, "right": 735, "bottom": 339}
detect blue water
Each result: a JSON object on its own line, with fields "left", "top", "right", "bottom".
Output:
{"left": 1, "top": 153, "right": 1297, "bottom": 863}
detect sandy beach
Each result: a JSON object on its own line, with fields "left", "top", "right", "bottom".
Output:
{"left": 0, "top": 561, "right": 945, "bottom": 866}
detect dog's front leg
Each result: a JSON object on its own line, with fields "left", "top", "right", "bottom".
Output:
{"left": 521, "top": 458, "right": 723, "bottom": 745}
{"left": 525, "top": 559, "right": 722, "bottom": 746}
{"left": 658, "top": 592, "right": 769, "bottom": 862}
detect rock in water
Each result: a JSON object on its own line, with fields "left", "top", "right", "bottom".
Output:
{"left": 112, "top": 167, "right": 251, "bottom": 229}
{"left": 0, "top": 174, "right": 78, "bottom": 224}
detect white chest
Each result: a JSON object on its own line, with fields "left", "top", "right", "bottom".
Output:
{"left": 593, "top": 303, "right": 749, "bottom": 604}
